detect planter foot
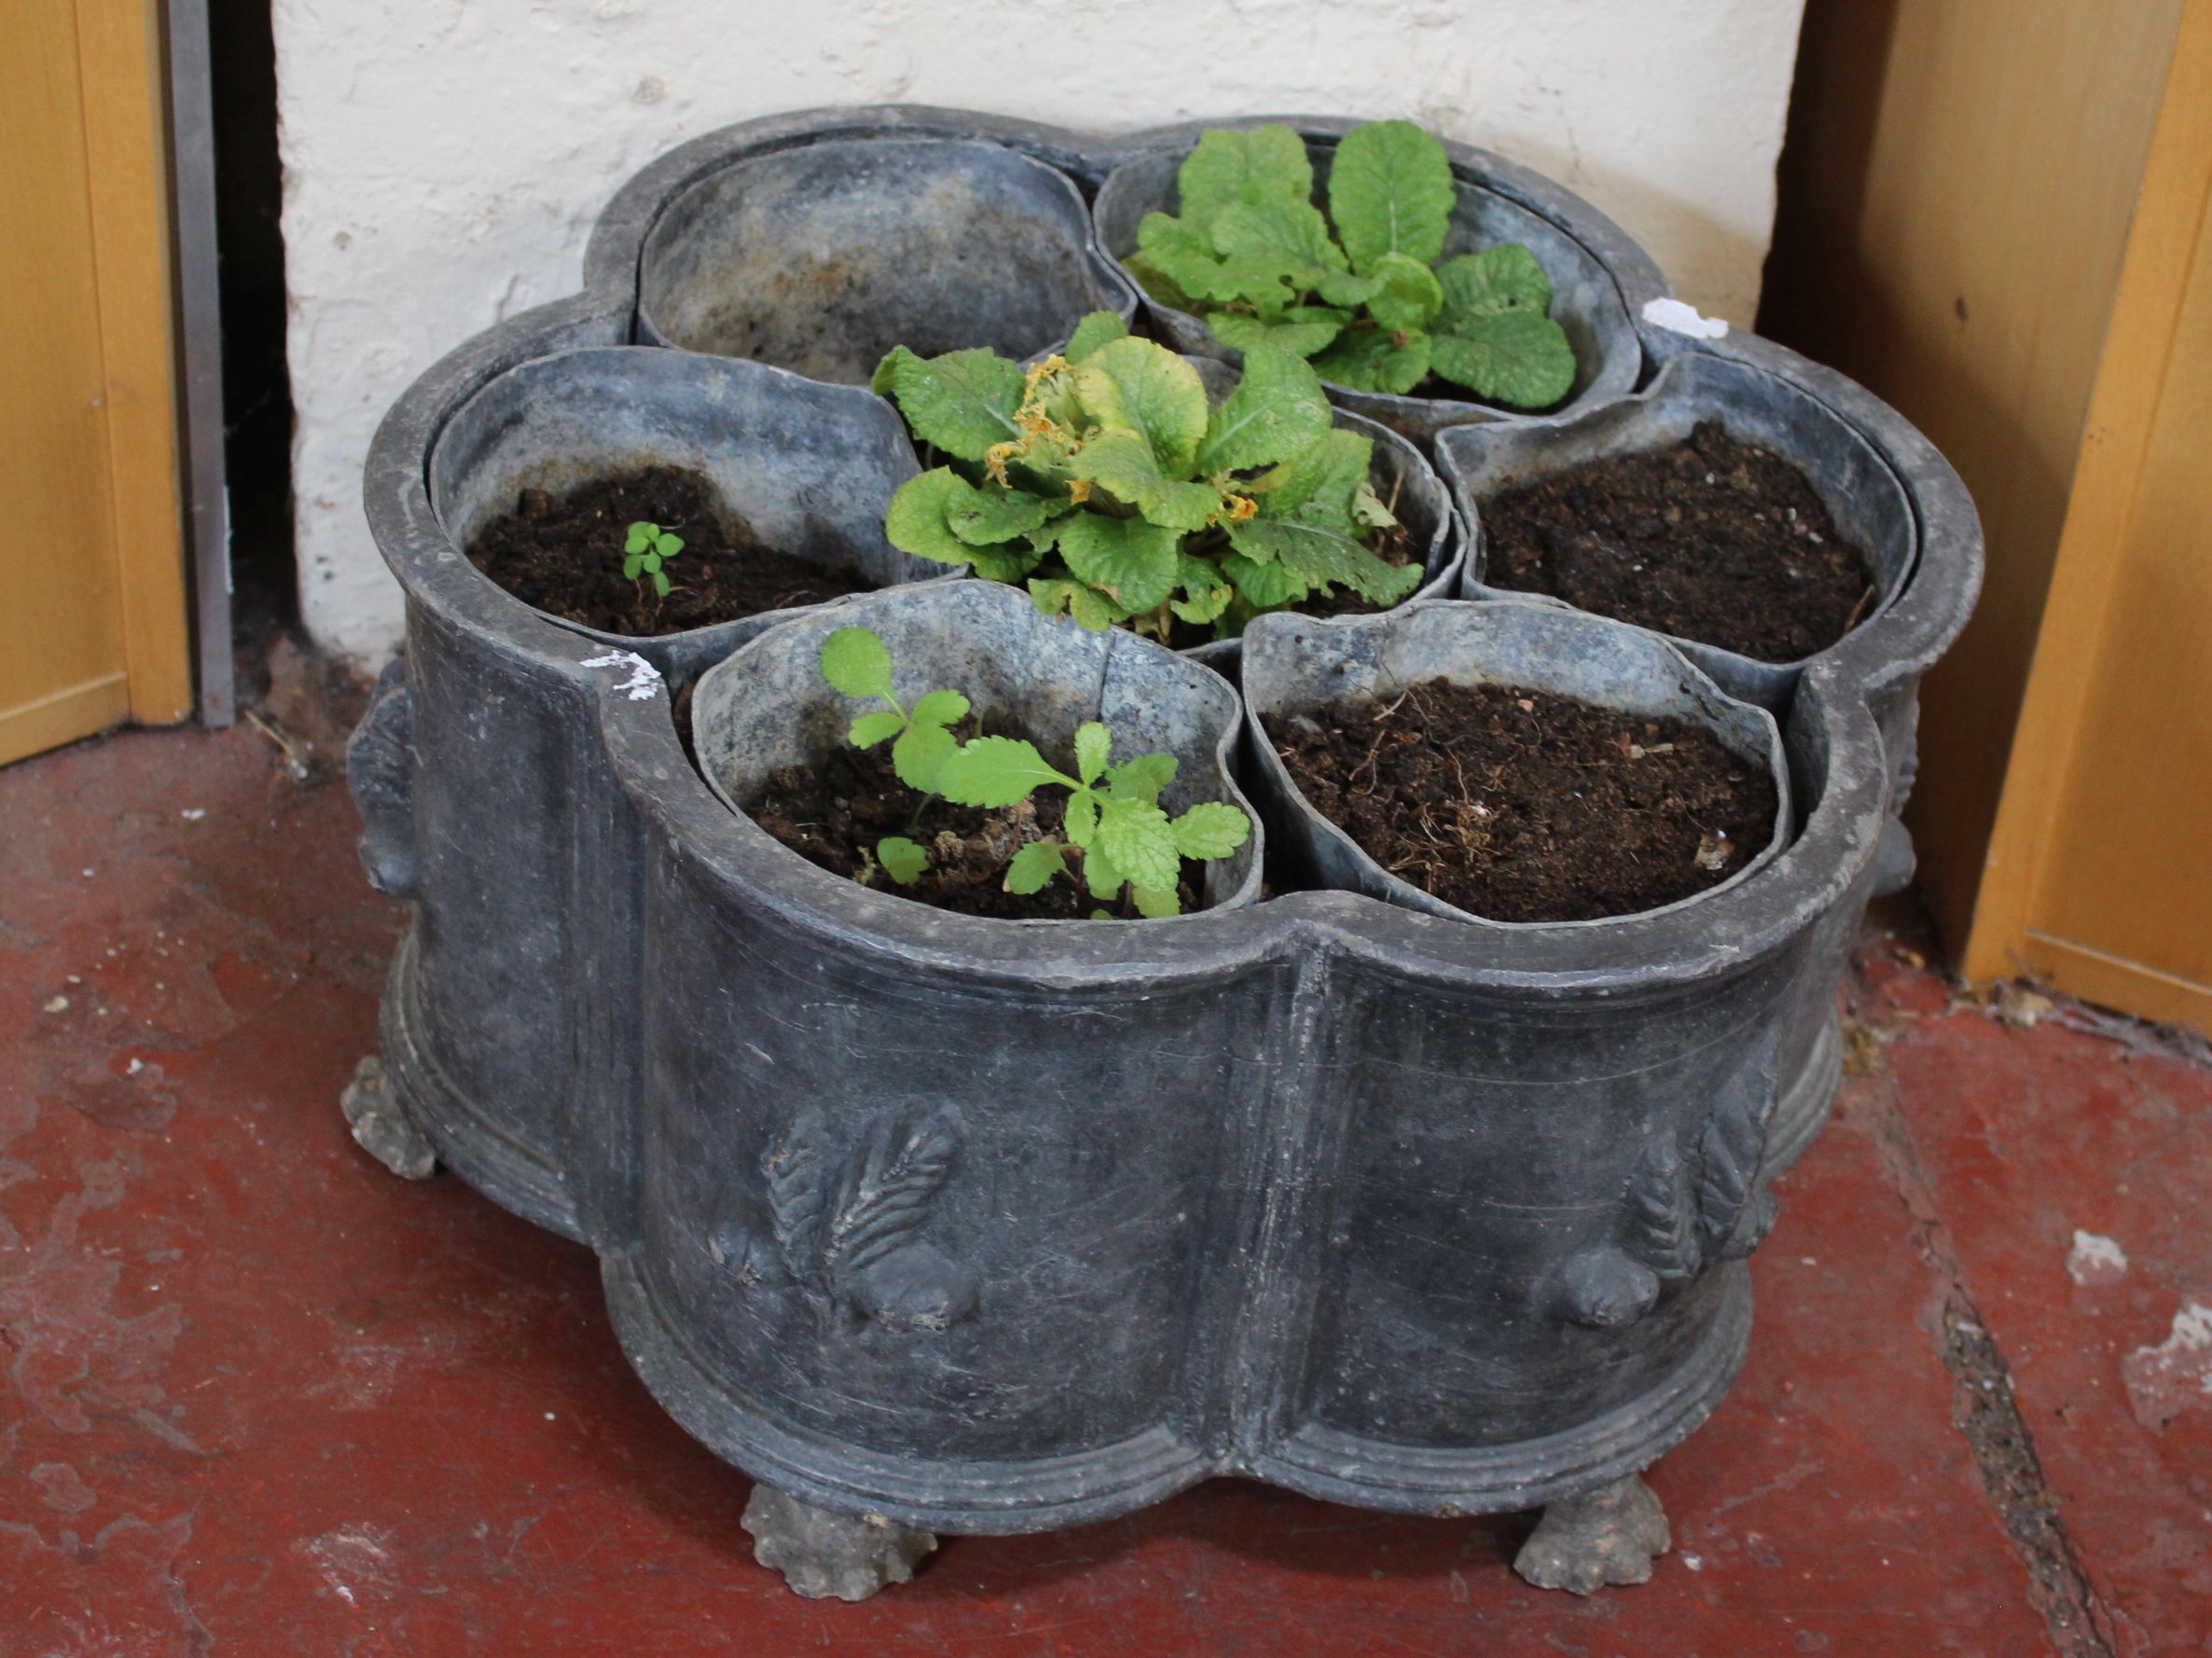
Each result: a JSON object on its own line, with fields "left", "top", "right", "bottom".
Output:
{"left": 1513, "top": 1473, "right": 1669, "bottom": 1595}
{"left": 741, "top": 1485, "right": 937, "bottom": 1600}
{"left": 340, "top": 1056, "right": 436, "bottom": 1180}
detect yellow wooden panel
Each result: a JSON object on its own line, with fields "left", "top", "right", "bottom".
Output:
{"left": 1966, "top": 0, "right": 2212, "bottom": 1031}
{"left": 76, "top": 0, "right": 192, "bottom": 725}
{"left": 1762, "top": 0, "right": 2184, "bottom": 952}
{"left": 0, "top": 0, "right": 130, "bottom": 762}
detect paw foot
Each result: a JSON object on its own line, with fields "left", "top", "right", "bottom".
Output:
{"left": 340, "top": 1056, "right": 435, "bottom": 1180}
{"left": 1514, "top": 1473, "right": 1669, "bottom": 1595}
{"left": 741, "top": 1485, "right": 936, "bottom": 1600}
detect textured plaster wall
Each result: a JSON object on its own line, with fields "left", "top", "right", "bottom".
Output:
{"left": 275, "top": 0, "right": 1808, "bottom": 667}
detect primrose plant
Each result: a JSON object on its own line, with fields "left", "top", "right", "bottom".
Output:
{"left": 821, "top": 626, "right": 1251, "bottom": 918}
{"left": 622, "top": 520, "right": 684, "bottom": 598}
{"left": 1125, "top": 120, "right": 1575, "bottom": 408}
{"left": 874, "top": 315, "right": 1420, "bottom": 642}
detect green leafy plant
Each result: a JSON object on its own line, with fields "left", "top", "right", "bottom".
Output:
{"left": 1121, "top": 120, "right": 1576, "bottom": 408}
{"left": 873, "top": 318, "right": 1421, "bottom": 641}
{"left": 622, "top": 520, "right": 685, "bottom": 598}
{"left": 819, "top": 625, "right": 1251, "bottom": 917}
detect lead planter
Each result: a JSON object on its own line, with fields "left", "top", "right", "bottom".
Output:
{"left": 350, "top": 104, "right": 1983, "bottom": 1603}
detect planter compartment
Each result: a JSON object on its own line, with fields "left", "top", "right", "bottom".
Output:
{"left": 1238, "top": 600, "right": 1790, "bottom": 924}
{"left": 1435, "top": 348, "right": 1917, "bottom": 711}
{"left": 430, "top": 344, "right": 937, "bottom": 659}
{"left": 1093, "top": 133, "right": 1640, "bottom": 441}
{"left": 637, "top": 136, "right": 1138, "bottom": 382}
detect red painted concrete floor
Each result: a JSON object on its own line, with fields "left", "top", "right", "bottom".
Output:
{"left": 5, "top": 719, "right": 2210, "bottom": 1657}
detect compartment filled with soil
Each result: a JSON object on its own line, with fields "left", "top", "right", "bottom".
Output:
{"left": 743, "top": 733, "right": 1203, "bottom": 921}
{"left": 466, "top": 464, "right": 870, "bottom": 637}
{"left": 1263, "top": 678, "right": 1778, "bottom": 922}
{"left": 1479, "top": 421, "right": 1877, "bottom": 664}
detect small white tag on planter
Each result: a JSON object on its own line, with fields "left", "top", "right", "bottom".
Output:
{"left": 1641, "top": 297, "right": 1730, "bottom": 340}
{"left": 582, "top": 649, "right": 663, "bottom": 701}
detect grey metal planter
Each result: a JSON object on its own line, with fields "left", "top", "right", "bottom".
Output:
{"left": 637, "top": 134, "right": 1140, "bottom": 383}
{"left": 348, "top": 104, "right": 1984, "bottom": 1603}
{"left": 1240, "top": 600, "right": 1790, "bottom": 924}
{"left": 688, "top": 581, "right": 1264, "bottom": 915}
{"left": 1092, "top": 131, "right": 1641, "bottom": 442}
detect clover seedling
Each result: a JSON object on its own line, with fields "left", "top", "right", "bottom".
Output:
{"left": 1124, "top": 120, "right": 1576, "bottom": 408}
{"left": 874, "top": 320, "right": 1421, "bottom": 642}
{"left": 622, "top": 520, "right": 684, "bottom": 598}
{"left": 819, "top": 626, "right": 1251, "bottom": 916}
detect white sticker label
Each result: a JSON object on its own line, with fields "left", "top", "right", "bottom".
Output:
{"left": 1641, "top": 297, "right": 1731, "bottom": 340}
{"left": 582, "top": 649, "right": 663, "bottom": 702}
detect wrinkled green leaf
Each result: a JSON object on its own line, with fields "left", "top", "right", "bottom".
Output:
{"left": 1171, "top": 800, "right": 1251, "bottom": 861}
{"left": 1194, "top": 346, "right": 1333, "bottom": 474}
{"left": 892, "top": 722, "right": 956, "bottom": 794}
{"left": 1328, "top": 119, "right": 1456, "bottom": 272}
{"left": 1176, "top": 124, "right": 1312, "bottom": 234}
{"left": 1003, "top": 838, "right": 1069, "bottom": 894}
{"left": 821, "top": 626, "right": 896, "bottom": 701}
{"left": 1434, "top": 243, "right": 1553, "bottom": 329}
{"left": 1210, "top": 308, "right": 1346, "bottom": 358}
{"left": 885, "top": 468, "right": 985, "bottom": 566}
{"left": 877, "top": 836, "right": 930, "bottom": 885}
{"left": 1073, "top": 723, "right": 1112, "bottom": 786}
{"left": 1220, "top": 548, "right": 1310, "bottom": 610}
{"left": 871, "top": 345, "right": 1025, "bottom": 461}
{"left": 1209, "top": 198, "right": 1345, "bottom": 284}
{"left": 1123, "top": 250, "right": 1196, "bottom": 313}
{"left": 1107, "top": 752, "right": 1177, "bottom": 807}
{"left": 1068, "top": 431, "right": 1222, "bottom": 531}
{"left": 1135, "top": 213, "right": 1233, "bottom": 306}
{"left": 847, "top": 709, "right": 906, "bottom": 749}
{"left": 1312, "top": 326, "right": 1433, "bottom": 395}
{"left": 1130, "top": 885, "right": 1182, "bottom": 919}
{"left": 1094, "top": 795, "right": 1181, "bottom": 893}
{"left": 1064, "top": 311, "right": 1130, "bottom": 363}
{"left": 1316, "top": 269, "right": 1383, "bottom": 309}
{"left": 1028, "top": 577, "right": 1130, "bottom": 632}
{"left": 1227, "top": 518, "right": 1424, "bottom": 604}
{"left": 1246, "top": 427, "right": 1374, "bottom": 530}
{"left": 1429, "top": 310, "right": 1577, "bottom": 408}
{"left": 1065, "top": 789, "right": 1099, "bottom": 845}
{"left": 1082, "top": 839, "right": 1126, "bottom": 902}
{"left": 1072, "top": 337, "right": 1210, "bottom": 475}
{"left": 944, "top": 477, "right": 1058, "bottom": 546}
{"left": 934, "top": 735, "right": 1072, "bottom": 808}
{"left": 908, "top": 689, "right": 971, "bottom": 731}
{"left": 1168, "top": 555, "right": 1235, "bottom": 627}
{"left": 968, "top": 541, "right": 1045, "bottom": 585}
{"left": 1055, "top": 513, "right": 1183, "bottom": 613}
{"left": 1365, "top": 250, "right": 1444, "bottom": 333}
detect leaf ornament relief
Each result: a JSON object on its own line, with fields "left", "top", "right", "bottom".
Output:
{"left": 1552, "top": 1079, "right": 1777, "bottom": 1330}
{"left": 709, "top": 1106, "right": 979, "bottom": 1334}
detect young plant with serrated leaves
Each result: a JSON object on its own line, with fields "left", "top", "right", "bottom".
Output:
{"left": 621, "top": 520, "right": 684, "bottom": 598}
{"left": 872, "top": 316, "right": 1421, "bottom": 641}
{"left": 819, "top": 625, "right": 1251, "bottom": 917}
{"left": 1122, "top": 120, "right": 1575, "bottom": 409}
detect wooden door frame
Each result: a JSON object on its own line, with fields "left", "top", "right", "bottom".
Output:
{"left": 1964, "top": 0, "right": 2212, "bottom": 1029}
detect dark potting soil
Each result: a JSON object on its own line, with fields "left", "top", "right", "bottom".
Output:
{"left": 743, "top": 738, "right": 1204, "bottom": 921}
{"left": 1263, "top": 679, "right": 1778, "bottom": 922}
{"left": 465, "top": 465, "right": 869, "bottom": 637}
{"left": 1480, "top": 421, "right": 1877, "bottom": 663}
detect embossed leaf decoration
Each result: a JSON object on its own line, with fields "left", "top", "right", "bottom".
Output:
{"left": 1625, "top": 1138, "right": 1701, "bottom": 1283}
{"left": 822, "top": 1107, "right": 963, "bottom": 1286}
{"left": 764, "top": 1109, "right": 831, "bottom": 1275}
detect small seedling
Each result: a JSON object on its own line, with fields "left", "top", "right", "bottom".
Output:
{"left": 622, "top": 520, "right": 685, "bottom": 598}
{"left": 820, "top": 626, "right": 1251, "bottom": 916}
{"left": 874, "top": 319, "right": 1420, "bottom": 642}
{"left": 1123, "top": 121, "right": 1576, "bottom": 408}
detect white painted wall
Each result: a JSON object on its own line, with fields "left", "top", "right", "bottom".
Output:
{"left": 275, "top": 0, "right": 1807, "bottom": 668}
